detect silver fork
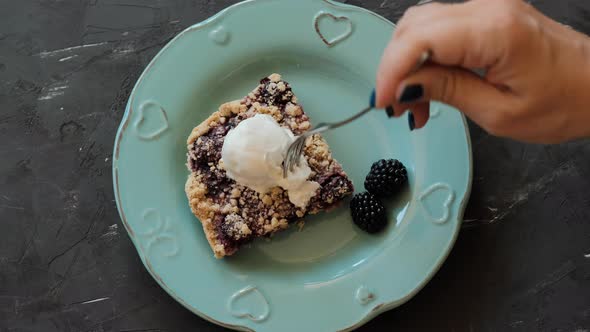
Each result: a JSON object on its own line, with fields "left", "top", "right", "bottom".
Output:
{"left": 282, "top": 51, "right": 431, "bottom": 178}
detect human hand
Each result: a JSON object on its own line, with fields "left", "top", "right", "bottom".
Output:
{"left": 376, "top": 0, "right": 590, "bottom": 143}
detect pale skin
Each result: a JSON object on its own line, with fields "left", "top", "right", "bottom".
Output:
{"left": 376, "top": 0, "right": 590, "bottom": 143}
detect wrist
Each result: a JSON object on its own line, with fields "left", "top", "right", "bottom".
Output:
{"left": 556, "top": 30, "right": 590, "bottom": 140}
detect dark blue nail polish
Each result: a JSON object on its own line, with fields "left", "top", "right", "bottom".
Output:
{"left": 385, "top": 106, "right": 395, "bottom": 118}
{"left": 369, "top": 89, "right": 376, "bottom": 108}
{"left": 408, "top": 112, "right": 415, "bottom": 131}
{"left": 399, "top": 84, "right": 424, "bottom": 104}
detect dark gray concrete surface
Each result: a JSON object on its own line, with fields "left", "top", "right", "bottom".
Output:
{"left": 1, "top": 0, "right": 589, "bottom": 331}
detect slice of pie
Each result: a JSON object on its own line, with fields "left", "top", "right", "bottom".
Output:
{"left": 185, "top": 73, "right": 354, "bottom": 258}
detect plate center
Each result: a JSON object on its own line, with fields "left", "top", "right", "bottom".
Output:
{"left": 174, "top": 52, "right": 414, "bottom": 282}
{"left": 254, "top": 207, "right": 358, "bottom": 264}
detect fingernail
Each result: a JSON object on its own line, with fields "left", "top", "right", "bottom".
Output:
{"left": 385, "top": 106, "right": 395, "bottom": 118}
{"left": 369, "top": 89, "right": 376, "bottom": 108}
{"left": 399, "top": 84, "right": 423, "bottom": 104}
{"left": 408, "top": 112, "right": 415, "bottom": 131}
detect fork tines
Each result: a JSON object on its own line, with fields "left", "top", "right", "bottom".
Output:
{"left": 283, "top": 135, "right": 307, "bottom": 177}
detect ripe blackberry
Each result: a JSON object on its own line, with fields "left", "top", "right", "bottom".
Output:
{"left": 350, "top": 192, "right": 387, "bottom": 233}
{"left": 364, "top": 159, "right": 408, "bottom": 197}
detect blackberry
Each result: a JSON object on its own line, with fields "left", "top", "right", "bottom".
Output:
{"left": 364, "top": 159, "right": 408, "bottom": 197}
{"left": 350, "top": 192, "right": 387, "bottom": 233}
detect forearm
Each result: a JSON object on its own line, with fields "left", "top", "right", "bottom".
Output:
{"left": 577, "top": 39, "right": 590, "bottom": 139}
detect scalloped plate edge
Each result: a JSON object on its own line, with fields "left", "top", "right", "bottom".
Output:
{"left": 111, "top": 0, "right": 474, "bottom": 331}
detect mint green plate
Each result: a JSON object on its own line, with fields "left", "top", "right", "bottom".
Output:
{"left": 112, "top": 0, "right": 472, "bottom": 331}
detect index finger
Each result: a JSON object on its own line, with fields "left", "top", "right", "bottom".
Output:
{"left": 375, "top": 3, "right": 500, "bottom": 107}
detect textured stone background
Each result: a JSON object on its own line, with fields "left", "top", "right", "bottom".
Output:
{"left": 0, "top": 0, "right": 589, "bottom": 331}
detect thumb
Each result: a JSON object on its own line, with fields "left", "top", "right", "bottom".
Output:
{"left": 395, "top": 65, "right": 515, "bottom": 126}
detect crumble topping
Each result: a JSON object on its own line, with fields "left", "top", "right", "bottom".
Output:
{"left": 185, "top": 74, "right": 354, "bottom": 258}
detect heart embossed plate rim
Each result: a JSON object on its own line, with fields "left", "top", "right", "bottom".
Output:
{"left": 112, "top": 0, "right": 473, "bottom": 331}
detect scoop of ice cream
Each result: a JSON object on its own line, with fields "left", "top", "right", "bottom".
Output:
{"left": 221, "top": 114, "right": 319, "bottom": 208}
